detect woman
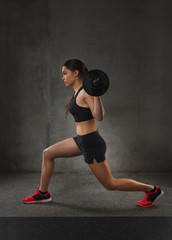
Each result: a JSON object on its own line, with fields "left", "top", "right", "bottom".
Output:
{"left": 22, "top": 59, "right": 164, "bottom": 207}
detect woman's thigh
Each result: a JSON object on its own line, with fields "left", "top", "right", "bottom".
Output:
{"left": 44, "top": 138, "right": 83, "bottom": 159}
{"left": 88, "top": 159, "right": 114, "bottom": 187}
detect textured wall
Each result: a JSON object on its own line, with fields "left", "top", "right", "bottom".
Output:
{"left": 0, "top": 0, "right": 171, "bottom": 172}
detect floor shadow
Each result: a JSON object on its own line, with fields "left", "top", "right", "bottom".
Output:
{"left": 48, "top": 200, "right": 159, "bottom": 216}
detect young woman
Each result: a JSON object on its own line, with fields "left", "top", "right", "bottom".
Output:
{"left": 22, "top": 59, "right": 164, "bottom": 207}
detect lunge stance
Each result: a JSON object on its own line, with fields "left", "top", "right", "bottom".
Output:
{"left": 22, "top": 59, "right": 164, "bottom": 207}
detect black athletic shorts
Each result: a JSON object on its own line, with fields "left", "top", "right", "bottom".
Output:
{"left": 73, "top": 130, "right": 106, "bottom": 164}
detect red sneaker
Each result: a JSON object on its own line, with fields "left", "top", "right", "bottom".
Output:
{"left": 22, "top": 187, "right": 52, "bottom": 204}
{"left": 137, "top": 186, "right": 164, "bottom": 208}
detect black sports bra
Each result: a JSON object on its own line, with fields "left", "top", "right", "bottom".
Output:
{"left": 69, "top": 86, "right": 94, "bottom": 122}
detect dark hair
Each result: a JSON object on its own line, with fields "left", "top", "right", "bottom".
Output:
{"left": 63, "top": 59, "right": 88, "bottom": 119}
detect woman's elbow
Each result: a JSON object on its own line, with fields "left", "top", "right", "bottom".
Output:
{"left": 94, "top": 115, "right": 104, "bottom": 121}
{"left": 93, "top": 111, "right": 105, "bottom": 121}
{"left": 99, "top": 117, "right": 103, "bottom": 121}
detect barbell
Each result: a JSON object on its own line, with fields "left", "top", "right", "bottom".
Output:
{"left": 83, "top": 69, "right": 109, "bottom": 96}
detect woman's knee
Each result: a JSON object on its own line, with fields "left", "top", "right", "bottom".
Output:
{"left": 43, "top": 148, "right": 54, "bottom": 160}
{"left": 103, "top": 179, "right": 117, "bottom": 190}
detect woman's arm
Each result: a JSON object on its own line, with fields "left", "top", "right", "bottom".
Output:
{"left": 84, "top": 94, "right": 105, "bottom": 121}
{"left": 93, "top": 96, "right": 105, "bottom": 121}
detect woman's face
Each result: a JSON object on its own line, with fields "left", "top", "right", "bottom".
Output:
{"left": 62, "top": 66, "right": 79, "bottom": 87}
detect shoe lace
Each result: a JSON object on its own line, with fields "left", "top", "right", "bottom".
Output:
{"left": 143, "top": 192, "right": 150, "bottom": 201}
{"left": 32, "top": 187, "right": 40, "bottom": 196}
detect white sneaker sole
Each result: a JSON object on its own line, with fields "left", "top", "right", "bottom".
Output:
{"left": 23, "top": 198, "right": 52, "bottom": 204}
{"left": 137, "top": 191, "right": 164, "bottom": 208}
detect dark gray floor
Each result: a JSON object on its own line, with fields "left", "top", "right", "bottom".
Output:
{"left": 1, "top": 172, "right": 171, "bottom": 217}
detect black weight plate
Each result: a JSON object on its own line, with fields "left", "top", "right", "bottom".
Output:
{"left": 83, "top": 69, "right": 109, "bottom": 96}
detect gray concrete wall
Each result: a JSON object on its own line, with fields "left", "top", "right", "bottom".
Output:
{"left": 0, "top": 0, "right": 171, "bottom": 173}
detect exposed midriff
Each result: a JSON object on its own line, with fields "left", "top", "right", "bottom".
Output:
{"left": 75, "top": 118, "right": 97, "bottom": 135}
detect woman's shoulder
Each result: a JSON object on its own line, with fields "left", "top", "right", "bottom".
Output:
{"left": 81, "top": 87, "right": 94, "bottom": 100}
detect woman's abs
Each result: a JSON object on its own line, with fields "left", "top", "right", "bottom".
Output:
{"left": 75, "top": 119, "right": 97, "bottom": 135}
